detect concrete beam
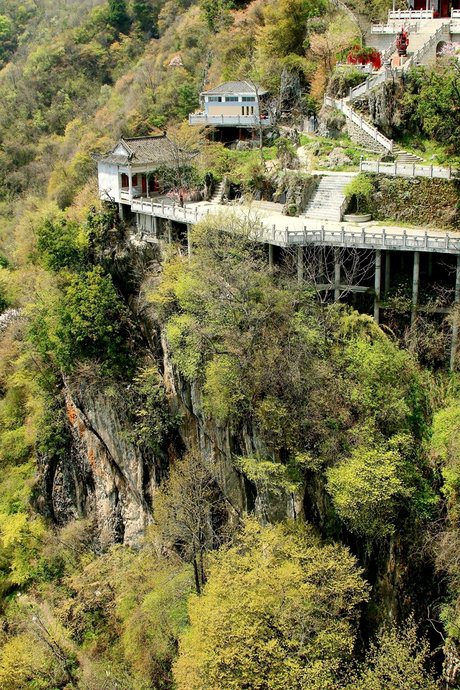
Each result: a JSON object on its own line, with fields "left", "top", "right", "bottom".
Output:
{"left": 316, "top": 284, "right": 371, "bottom": 293}
{"left": 411, "top": 251, "right": 420, "bottom": 329}
{"left": 385, "top": 250, "right": 391, "bottom": 295}
{"left": 297, "top": 246, "right": 303, "bottom": 284}
{"left": 334, "top": 250, "right": 340, "bottom": 301}
{"left": 268, "top": 244, "right": 274, "bottom": 271}
{"left": 187, "top": 224, "right": 192, "bottom": 257}
{"left": 374, "top": 249, "right": 382, "bottom": 323}
{"left": 450, "top": 254, "right": 460, "bottom": 371}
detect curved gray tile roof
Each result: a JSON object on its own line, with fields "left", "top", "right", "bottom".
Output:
{"left": 202, "top": 80, "right": 267, "bottom": 96}
{"left": 98, "top": 135, "right": 181, "bottom": 166}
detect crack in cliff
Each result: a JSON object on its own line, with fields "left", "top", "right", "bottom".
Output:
{"left": 67, "top": 386, "right": 151, "bottom": 516}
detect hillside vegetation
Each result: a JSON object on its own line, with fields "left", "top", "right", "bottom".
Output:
{"left": 1, "top": 1, "right": 460, "bottom": 689}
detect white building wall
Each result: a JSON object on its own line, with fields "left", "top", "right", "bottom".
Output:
{"left": 98, "top": 162, "right": 120, "bottom": 203}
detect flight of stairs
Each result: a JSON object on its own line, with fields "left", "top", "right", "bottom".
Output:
{"left": 211, "top": 180, "right": 225, "bottom": 203}
{"left": 303, "top": 175, "right": 355, "bottom": 222}
{"left": 392, "top": 145, "right": 424, "bottom": 163}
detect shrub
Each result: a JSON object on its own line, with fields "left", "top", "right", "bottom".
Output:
{"left": 344, "top": 173, "right": 373, "bottom": 213}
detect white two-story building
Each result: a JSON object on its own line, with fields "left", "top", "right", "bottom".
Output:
{"left": 189, "top": 80, "right": 272, "bottom": 127}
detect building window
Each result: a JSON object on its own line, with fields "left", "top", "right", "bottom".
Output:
{"left": 208, "top": 96, "right": 222, "bottom": 102}
{"left": 225, "top": 96, "right": 239, "bottom": 102}
{"left": 242, "top": 96, "right": 255, "bottom": 102}
{"left": 121, "top": 173, "right": 129, "bottom": 189}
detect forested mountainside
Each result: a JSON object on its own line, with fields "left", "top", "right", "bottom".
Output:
{"left": 1, "top": 0, "right": 460, "bottom": 688}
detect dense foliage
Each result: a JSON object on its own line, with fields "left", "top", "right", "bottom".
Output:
{"left": 1, "top": 0, "right": 460, "bottom": 688}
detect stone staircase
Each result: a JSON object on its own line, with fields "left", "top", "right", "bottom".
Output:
{"left": 404, "top": 19, "right": 451, "bottom": 66}
{"left": 392, "top": 145, "right": 424, "bottom": 163}
{"left": 327, "top": 96, "right": 426, "bottom": 163}
{"left": 303, "top": 174, "right": 354, "bottom": 222}
{"left": 211, "top": 179, "right": 225, "bottom": 203}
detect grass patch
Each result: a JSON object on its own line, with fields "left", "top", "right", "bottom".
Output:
{"left": 395, "top": 136, "right": 460, "bottom": 167}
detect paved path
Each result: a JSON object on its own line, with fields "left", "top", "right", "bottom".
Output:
{"left": 132, "top": 195, "right": 460, "bottom": 254}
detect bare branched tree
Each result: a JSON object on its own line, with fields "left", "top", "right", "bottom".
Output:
{"left": 153, "top": 451, "right": 231, "bottom": 594}
{"left": 284, "top": 244, "right": 376, "bottom": 304}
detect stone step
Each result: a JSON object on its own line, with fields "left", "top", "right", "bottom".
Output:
{"left": 302, "top": 174, "right": 353, "bottom": 220}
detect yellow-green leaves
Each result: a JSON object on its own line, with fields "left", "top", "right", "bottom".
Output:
{"left": 326, "top": 443, "right": 414, "bottom": 538}
{"left": 174, "top": 519, "right": 369, "bottom": 690}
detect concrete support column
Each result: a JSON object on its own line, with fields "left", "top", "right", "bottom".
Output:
{"left": 411, "top": 251, "right": 420, "bottom": 329}
{"left": 385, "top": 250, "right": 391, "bottom": 295}
{"left": 187, "top": 224, "right": 192, "bottom": 257}
{"left": 334, "top": 250, "right": 340, "bottom": 302}
{"left": 450, "top": 254, "right": 460, "bottom": 371}
{"left": 167, "top": 223, "right": 172, "bottom": 244}
{"left": 428, "top": 252, "right": 433, "bottom": 279}
{"left": 128, "top": 169, "right": 133, "bottom": 201}
{"left": 153, "top": 215, "right": 158, "bottom": 238}
{"left": 297, "top": 246, "right": 303, "bottom": 284}
{"left": 374, "top": 249, "right": 382, "bottom": 323}
{"left": 268, "top": 244, "right": 274, "bottom": 271}
{"left": 118, "top": 203, "right": 124, "bottom": 221}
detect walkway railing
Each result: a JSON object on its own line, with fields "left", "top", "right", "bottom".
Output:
{"left": 325, "top": 97, "right": 394, "bottom": 152}
{"left": 360, "top": 159, "right": 456, "bottom": 179}
{"left": 285, "top": 227, "right": 460, "bottom": 254}
{"left": 371, "top": 21, "right": 419, "bottom": 33}
{"left": 404, "top": 21, "right": 451, "bottom": 68}
{"left": 348, "top": 69, "right": 391, "bottom": 101}
{"left": 130, "top": 197, "right": 460, "bottom": 255}
{"left": 388, "top": 9, "right": 433, "bottom": 20}
{"left": 131, "top": 198, "right": 209, "bottom": 223}
{"left": 188, "top": 113, "right": 272, "bottom": 126}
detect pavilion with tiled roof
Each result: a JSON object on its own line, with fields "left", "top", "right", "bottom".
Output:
{"left": 96, "top": 134, "right": 185, "bottom": 205}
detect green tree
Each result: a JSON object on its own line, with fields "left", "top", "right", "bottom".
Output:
{"left": 259, "top": 0, "right": 326, "bottom": 59}
{"left": 404, "top": 62, "right": 460, "bottom": 155}
{"left": 176, "top": 82, "right": 199, "bottom": 121}
{"left": 344, "top": 173, "right": 373, "bottom": 214}
{"left": 0, "top": 14, "right": 15, "bottom": 66}
{"left": 200, "top": 0, "right": 233, "bottom": 32}
{"left": 132, "top": 0, "right": 159, "bottom": 35}
{"left": 36, "top": 215, "right": 85, "bottom": 272}
{"left": 326, "top": 438, "right": 415, "bottom": 538}
{"left": 108, "top": 0, "right": 131, "bottom": 33}
{"left": 29, "top": 266, "right": 128, "bottom": 374}
{"left": 345, "top": 620, "right": 440, "bottom": 690}
{"left": 174, "top": 519, "right": 369, "bottom": 690}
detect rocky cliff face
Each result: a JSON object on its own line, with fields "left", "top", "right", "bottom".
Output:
{"left": 36, "top": 229, "right": 297, "bottom": 547}
{"left": 50, "top": 379, "right": 158, "bottom": 547}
